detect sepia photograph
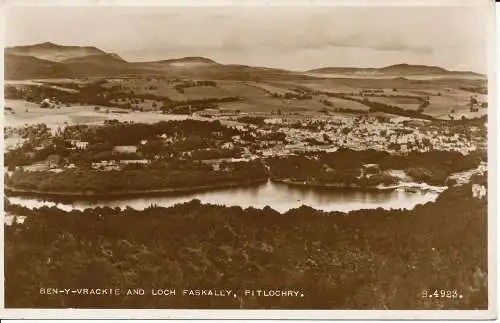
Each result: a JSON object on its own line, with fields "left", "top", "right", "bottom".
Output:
{"left": 1, "top": 0, "right": 496, "bottom": 319}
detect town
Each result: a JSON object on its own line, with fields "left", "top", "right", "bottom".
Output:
{"left": 3, "top": 19, "right": 489, "bottom": 311}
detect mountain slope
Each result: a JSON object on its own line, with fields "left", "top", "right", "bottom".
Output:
{"left": 379, "top": 63, "right": 448, "bottom": 74}
{"left": 150, "top": 56, "right": 217, "bottom": 66}
{"left": 5, "top": 42, "right": 483, "bottom": 81}
{"left": 60, "top": 54, "right": 139, "bottom": 76}
{"left": 308, "top": 63, "right": 484, "bottom": 77}
{"left": 4, "top": 54, "right": 72, "bottom": 79}
{"left": 5, "top": 42, "right": 110, "bottom": 62}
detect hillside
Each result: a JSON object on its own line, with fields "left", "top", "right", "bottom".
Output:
{"left": 4, "top": 42, "right": 484, "bottom": 81}
{"left": 308, "top": 63, "right": 484, "bottom": 78}
{"left": 379, "top": 63, "right": 448, "bottom": 74}
{"left": 4, "top": 43, "right": 137, "bottom": 79}
{"left": 5, "top": 42, "right": 109, "bottom": 62}
{"left": 5, "top": 43, "right": 312, "bottom": 81}
{"left": 4, "top": 54, "right": 73, "bottom": 79}
{"left": 151, "top": 56, "right": 217, "bottom": 66}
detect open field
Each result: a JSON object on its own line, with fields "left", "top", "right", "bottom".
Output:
{"left": 405, "top": 89, "right": 487, "bottom": 119}
{"left": 271, "top": 77, "right": 488, "bottom": 120}
{"left": 103, "top": 78, "right": 234, "bottom": 101}
{"left": 281, "top": 77, "right": 486, "bottom": 93}
{"left": 5, "top": 73, "right": 488, "bottom": 122}
{"left": 424, "top": 97, "right": 487, "bottom": 119}
{"left": 347, "top": 96, "right": 422, "bottom": 111}
{"left": 3, "top": 99, "right": 208, "bottom": 129}
{"left": 245, "top": 81, "right": 295, "bottom": 96}
{"left": 4, "top": 99, "right": 109, "bottom": 129}
{"left": 320, "top": 97, "right": 370, "bottom": 111}
{"left": 101, "top": 78, "right": 373, "bottom": 116}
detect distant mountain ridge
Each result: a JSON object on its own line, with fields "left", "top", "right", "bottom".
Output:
{"left": 308, "top": 63, "right": 484, "bottom": 77}
{"left": 5, "top": 42, "right": 115, "bottom": 62}
{"left": 151, "top": 56, "right": 217, "bottom": 65}
{"left": 4, "top": 42, "right": 485, "bottom": 80}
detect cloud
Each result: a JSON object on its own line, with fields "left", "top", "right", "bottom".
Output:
{"left": 6, "top": 6, "right": 485, "bottom": 72}
{"left": 213, "top": 32, "right": 436, "bottom": 55}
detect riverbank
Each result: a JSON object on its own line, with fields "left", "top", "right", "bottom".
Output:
{"left": 6, "top": 178, "right": 442, "bottom": 215}
{"left": 272, "top": 178, "right": 448, "bottom": 193}
{"left": 5, "top": 172, "right": 450, "bottom": 201}
{"left": 4, "top": 177, "right": 269, "bottom": 200}
{"left": 5, "top": 175, "right": 447, "bottom": 201}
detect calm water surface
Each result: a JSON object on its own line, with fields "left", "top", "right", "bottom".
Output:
{"left": 7, "top": 180, "right": 442, "bottom": 213}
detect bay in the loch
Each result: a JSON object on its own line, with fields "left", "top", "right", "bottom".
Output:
{"left": 6, "top": 180, "right": 443, "bottom": 214}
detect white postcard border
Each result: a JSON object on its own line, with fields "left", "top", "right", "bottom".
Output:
{"left": 0, "top": 0, "right": 497, "bottom": 320}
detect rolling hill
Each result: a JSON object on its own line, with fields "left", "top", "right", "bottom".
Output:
{"left": 4, "top": 42, "right": 137, "bottom": 79}
{"left": 4, "top": 43, "right": 309, "bottom": 81}
{"left": 308, "top": 63, "right": 485, "bottom": 78}
{"left": 149, "top": 56, "right": 217, "bottom": 66}
{"left": 4, "top": 54, "right": 73, "bottom": 79}
{"left": 5, "top": 42, "right": 110, "bottom": 62}
{"left": 4, "top": 42, "right": 485, "bottom": 81}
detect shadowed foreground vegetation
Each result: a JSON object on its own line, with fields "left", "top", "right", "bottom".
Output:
{"left": 5, "top": 184, "right": 487, "bottom": 309}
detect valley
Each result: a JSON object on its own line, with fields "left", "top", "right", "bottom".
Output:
{"left": 3, "top": 40, "right": 489, "bottom": 310}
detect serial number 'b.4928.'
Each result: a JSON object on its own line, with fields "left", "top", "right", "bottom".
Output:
{"left": 422, "top": 289, "right": 463, "bottom": 299}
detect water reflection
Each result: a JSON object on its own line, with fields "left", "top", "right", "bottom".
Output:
{"left": 7, "top": 180, "right": 441, "bottom": 214}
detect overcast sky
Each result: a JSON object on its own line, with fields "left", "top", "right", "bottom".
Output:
{"left": 5, "top": 6, "right": 490, "bottom": 73}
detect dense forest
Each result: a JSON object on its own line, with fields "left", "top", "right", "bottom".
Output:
{"left": 5, "top": 148, "right": 483, "bottom": 194}
{"left": 268, "top": 149, "right": 484, "bottom": 186}
{"left": 6, "top": 160, "right": 268, "bottom": 194}
{"left": 5, "top": 183, "right": 487, "bottom": 309}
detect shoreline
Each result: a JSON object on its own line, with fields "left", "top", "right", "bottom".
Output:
{"left": 5, "top": 176, "right": 448, "bottom": 201}
{"left": 4, "top": 178, "right": 269, "bottom": 200}
{"left": 272, "top": 178, "right": 447, "bottom": 193}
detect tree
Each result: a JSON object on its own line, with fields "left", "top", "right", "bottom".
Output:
{"left": 341, "top": 127, "right": 351, "bottom": 135}
{"left": 40, "top": 101, "right": 50, "bottom": 108}
{"left": 388, "top": 143, "right": 401, "bottom": 151}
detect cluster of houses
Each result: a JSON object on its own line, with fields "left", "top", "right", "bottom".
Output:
{"left": 40, "top": 98, "right": 62, "bottom": 109}
{"left": 91, "top": 159, "right": 150, "bottom": 171}
{"left": 250, "top": 115, "right": 478, "bottom": 156}
{"left": 11, "top": 110, "right": 484, "bottom": 176}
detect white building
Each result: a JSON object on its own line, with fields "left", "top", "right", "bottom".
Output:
{"left": 472, "top": 184, "right": 487, "bottom": 199}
